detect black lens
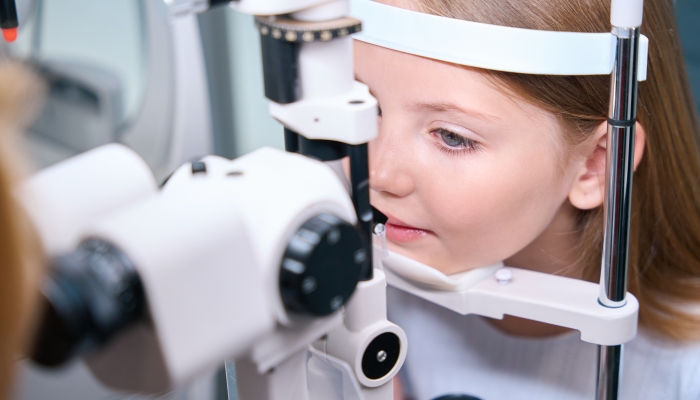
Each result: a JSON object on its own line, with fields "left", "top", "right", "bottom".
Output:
{"left": 31, "top": 239, "right": 144, "bottom": 367}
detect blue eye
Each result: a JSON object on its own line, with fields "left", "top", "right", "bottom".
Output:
{"left": 434, "top": 128, "right": 479, "bottom": 151}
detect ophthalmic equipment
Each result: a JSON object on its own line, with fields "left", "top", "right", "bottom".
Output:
{"left": 21, "top": 0, "right": 646, "bottom": 399}
{"left": 22, "top": 1, "right": 406, "bottom": 400}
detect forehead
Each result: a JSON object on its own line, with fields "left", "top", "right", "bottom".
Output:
{"left": 354, "top": 41, "right": 517, "bottom": 115}
{"left": 353, "top": 40, "right": 564, "bottom": 148}
{"left": 379, "top": 0, "right": 421, "bottom": 10}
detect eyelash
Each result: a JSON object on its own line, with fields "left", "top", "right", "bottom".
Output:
{"left": 376, "top": 105, "right": 480, "bottom": 155}
{"left": 431, "top": 128, "right": 481, "bottom": 154}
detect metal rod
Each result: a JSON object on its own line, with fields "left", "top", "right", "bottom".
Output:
{"left": 596, "top": 345, "right": 623, "bottom": 400}
{"left": 596, "top": 26, "right": 641, "bottom": 400}
{"left": 284, "top": 128, "right": 300, "bottom": 153}
{"left": 347, "top": 143, "right": 374, "bottom": 281}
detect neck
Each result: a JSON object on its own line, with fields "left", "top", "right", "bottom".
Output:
{"left": 486, "top": 201, "right": 583, "bottom": 337}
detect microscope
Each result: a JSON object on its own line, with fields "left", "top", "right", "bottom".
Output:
{"left": 21, "top": 1, "right": 405, "bottom": 399}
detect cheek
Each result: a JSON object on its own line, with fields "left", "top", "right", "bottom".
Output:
{"left": 419, "top": 144, "right": 571, "bottom": 261}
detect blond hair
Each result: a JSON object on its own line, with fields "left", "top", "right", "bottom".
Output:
{"left": 0, "top": 61, "right": 44, "bottom": 399}
{"left": 416, "top": 0, "right": 700, "bottom": 342}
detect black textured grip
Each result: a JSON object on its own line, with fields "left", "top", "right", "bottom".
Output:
{"left": 280, "top": 214, "right": 365, "bottom": 316}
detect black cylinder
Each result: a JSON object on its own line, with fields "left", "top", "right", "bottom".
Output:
{"left": 259, "top": 32, "right": 301, "bottom": 104}
{"left": 31, "top": 239, "right": 145, "bottom": 367}
{"left": 279, "top": 214, "right": 365, "bottom": 316}
{"left": 0, "top": 0, "right": 18, "bottom": 29}
{"left": 348, "top": 144, "right": 373, "bottom": 281}
{"left": 298, "top": 137, "right": 347, "bottom": 161}
{"left": 284, "top": 128, "right": 300, "bottom": 153}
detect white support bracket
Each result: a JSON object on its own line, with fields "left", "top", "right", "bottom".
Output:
{"left": 381, "top": 251, "right": 638, "bottom": 346}
{"left": 249, "top": 312, "right": 344, "bottom": 374}
{"left": 268, "top": 82, "right": 378, "bottom": 145}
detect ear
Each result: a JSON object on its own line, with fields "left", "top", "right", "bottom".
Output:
{"left": 568, "top": 121, "right": 646, "bottom": 210}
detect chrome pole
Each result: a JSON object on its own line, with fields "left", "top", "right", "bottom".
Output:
{"left": 596, "top": 25, "right": 641, "bottom": 400}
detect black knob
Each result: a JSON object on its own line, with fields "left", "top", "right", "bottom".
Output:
{"left": 31, "top": 239, "right": 144, "bottom": 367}
{"left": 279, "top": 213, "right": 366, "bottom": 316}
{"left": 361, "top": 332, "right": 401, "bottom": 380}
{"left": 432, "top": 396, "right": 483, "bottom": 400}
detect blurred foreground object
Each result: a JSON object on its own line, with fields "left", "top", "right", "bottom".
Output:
{"left": 0, "top": 0, "right": 18, "bottom": 42}
{"left": 0, "top": 61, "right": 44, "bottom": 400}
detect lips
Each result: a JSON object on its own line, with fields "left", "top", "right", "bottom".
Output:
{"left": 382, "top": 213, "right": 433, "bottom": 243}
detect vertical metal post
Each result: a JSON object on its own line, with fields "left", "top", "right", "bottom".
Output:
{"left": 347, "top": 143, "right": 374, "bottom": 281}
{"left": 596, "top": 25, "right": 641, "bottom": 400}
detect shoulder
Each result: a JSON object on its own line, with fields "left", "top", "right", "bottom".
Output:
{"left": 623, "top": 331, "right": 700, "bottom": 399}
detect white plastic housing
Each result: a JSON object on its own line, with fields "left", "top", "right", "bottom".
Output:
{"left": 267, "top": 32, "right": 378, "bottom": 145}
{"left": 383, "top": 251, "right": 639, "bottom": 346}
{"left": 292, "top": 0, "right": 349, "bottom": 21}
{"left": 236, "top": 314, "right": 345, "bottom": 400}
{"left": 299, "top": 37, "right": 354, "bottom": 101}
{"left": 171, "top": 148, "right": 359, "bottom": 325}
{"left": 351, "top": 0, "right": 649, "bottom": 80}
{"left": 269, "top": 82, "right": 378, "bottom": 145}
{"left": 611, "top": 0, "right": 644, "bottom": 28}
{"left": 237, "top": 350, "right": 311, "bottom": 400}
{"left": 85, "top": 171, "right": 272, "bottom": 388}
{"left": 83, "top": 147, "right": 358, "bottom": 391}
{"left": 229, "top": 0, "right": 337, "bottom": 16}
{"left": 326, "top": 269, "right": 407, "bottom": 391}
{"left": 17, "top": 144, "right": 157, "bottom": 256}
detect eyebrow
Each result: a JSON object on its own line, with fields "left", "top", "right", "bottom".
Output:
{"left": 407, "top": 102, "right": 502, "bottom": 122}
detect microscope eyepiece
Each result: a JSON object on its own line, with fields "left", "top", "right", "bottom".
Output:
{"left": 31, "top": 239, "right": 145, "bottom": 367}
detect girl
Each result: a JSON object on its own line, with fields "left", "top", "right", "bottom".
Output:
{"left": 354, "top": 0, "right": 700, "bottom": 398}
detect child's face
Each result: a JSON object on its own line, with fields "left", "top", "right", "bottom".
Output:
{"left": 355, "top": 41, "right": 583, "bottom": 275}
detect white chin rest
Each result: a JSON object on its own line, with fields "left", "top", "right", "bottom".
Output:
{"left": 350, "top": 0, "right": 648, "bottom": 81}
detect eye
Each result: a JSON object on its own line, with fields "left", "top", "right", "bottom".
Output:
{"left": 433, "top": 128, "right": 480, "bottom": 152}
{"left": 377, "top": 105, "right": 382, "bottom": 117}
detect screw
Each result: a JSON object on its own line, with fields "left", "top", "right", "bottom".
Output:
{"left": 376, "top": 350, "right": 387, "bottom": 363}
{"left": 330, "top": 295, "right": 343, "bottom": 311}
{"left": 374, "top": 223, "right": 386, "bottom": 235}
{"left": 301, "top": 277, "right": 317, "bottom": 294}
{"left": 302, "top": 31, "right": 314, "bottom": 42}
{"left": 354, "top": 249, "right": 367, "bottom": 264}
{"left": 495, "top": 268, "right": 512, "bottom": 285}
{"left": 327, "top": 228, "right": 341, "bottom": 245}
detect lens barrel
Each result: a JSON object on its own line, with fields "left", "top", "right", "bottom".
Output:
{"left": 32, "top": 239, "right": 144, "bottom": 366}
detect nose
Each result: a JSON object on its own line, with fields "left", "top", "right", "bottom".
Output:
{"left": 369, "top": 120, "right": 415, "bottom": 198}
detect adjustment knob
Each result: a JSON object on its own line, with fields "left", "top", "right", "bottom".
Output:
{"left": 361, "top": 332, "right": 401, "bottom": 380}
{"left": 279, "top": 213, "right": 366, "bottom": 316}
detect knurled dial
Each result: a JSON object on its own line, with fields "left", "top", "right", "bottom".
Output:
{"left": 279, "top": 213, "right": 366, "bottom": 316}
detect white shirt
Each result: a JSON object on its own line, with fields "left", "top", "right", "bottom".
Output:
{"left": 387, "top": 287, "right": 700, "bottom": 400}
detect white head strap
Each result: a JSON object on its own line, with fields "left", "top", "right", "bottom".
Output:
{"left": 350, "top": 0, "right": 648, "bottom": 81}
